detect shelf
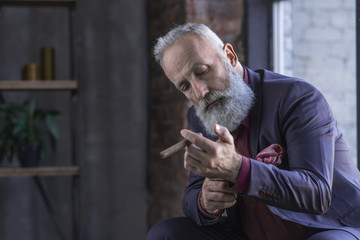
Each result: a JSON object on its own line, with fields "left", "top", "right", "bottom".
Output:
{"left": 0, "top": 80, "right": 77, "bottom": 90}
{"left": 0, "top": 166, "right": 80, "bottom": 177}
{"left": 0, "top": 0, "right": 75, "bottom": 3}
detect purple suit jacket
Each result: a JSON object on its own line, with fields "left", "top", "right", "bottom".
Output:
{"left": 182, "top": 67, "right": 360, "bottom": 237}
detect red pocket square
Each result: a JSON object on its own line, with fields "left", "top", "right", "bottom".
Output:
{"left": 256, "top": 144, "right": 284, "bottom": 166}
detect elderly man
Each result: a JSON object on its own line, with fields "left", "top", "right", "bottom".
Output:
{"left": 147, "top": 23, "right": 360, "bottom": 239}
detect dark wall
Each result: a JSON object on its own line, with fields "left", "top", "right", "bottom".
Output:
{"left": 76, "top": 0, "right": 148, "bottom": 239}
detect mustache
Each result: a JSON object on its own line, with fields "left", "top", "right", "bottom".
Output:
{"left": 199, "top": 91, "right": 227, "bottom": 110}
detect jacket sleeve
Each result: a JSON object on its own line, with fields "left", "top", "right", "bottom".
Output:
{"left": 245, "top": 80, "right": 337, "bottom": 214}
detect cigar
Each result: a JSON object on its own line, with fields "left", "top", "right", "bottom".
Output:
{"left": 160, "top": 138, "right": 191, "bottom": 159}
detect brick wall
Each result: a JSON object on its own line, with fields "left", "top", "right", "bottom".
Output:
{"left": 147, "top": 0, "right": 245, "bottom": 228}
{"left": 186, "top": 0, "right": 246, "bottom": 62}
{"left": 147, "top": 0, "right": 188, "bottom": 228}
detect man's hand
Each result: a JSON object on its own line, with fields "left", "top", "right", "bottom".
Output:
{"left": 181, "top": 124, "right": 242, "bottom": 183}
{"left": 200, "top": 178, "right": 238, "bottom": 214}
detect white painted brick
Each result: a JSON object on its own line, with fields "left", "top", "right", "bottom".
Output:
{"left": 284, "top": 38, "right": 293, "bottom": 52}
{"left": 346, "top": 10, "right": 357, "bottom": 28}
{"left": 304, "top": 0, "right": 342, "bottom": 10}
{"left": 311, "top": 11, "right": 331, "bottom": 27}
{"left": 340, "top": 68, "right": 356, "bottom": 85}
{"left": 327, "top": 42, "right": 352, "bottom": 59}
{"left": 292, "top": 0, "right": 305, "bottom": 10}
{"left": 343, "top": 0, "right": 355, "bottom": 10}
{"left": 320, "top": 56, "right": 344, "bottom": 68}
{"left": 293, "top": 41, "right": 326, "bottom": 57}
{"left": 330, "top": 11, "right": 348, "bottom": 28}
{"left": 292, "top": 10, "right": 312, "bottom": 29}
{"left": 343, "top": 28, "right": 356, "bottom": 40}
{"left": 304, "top": 26, "right": 342, "bottom": 41}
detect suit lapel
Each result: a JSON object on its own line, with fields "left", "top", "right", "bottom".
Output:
{"left": 246, "top": 67, "right": 263, "bottom": 158}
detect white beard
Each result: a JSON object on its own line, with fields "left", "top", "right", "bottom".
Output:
{"left": 194, "top": 63, "right": 255, "bottom": 137}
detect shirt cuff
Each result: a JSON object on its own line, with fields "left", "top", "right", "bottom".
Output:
{"left": 232, "top": 156, "right": 251, "bottom": 192}
{"left": 197, "top": 191, "right": 220, "bottom": 219}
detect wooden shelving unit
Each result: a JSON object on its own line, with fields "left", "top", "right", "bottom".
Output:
{"left": 0, "top": 166, "right": 80, "bottom": 177}
{"left": 0, "top": 80, "right": 78, "bottom": 90}
{"left": 0, "top": 1, "right": 80, "bottom": 238}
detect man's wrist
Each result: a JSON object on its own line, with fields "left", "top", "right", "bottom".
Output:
{"left": 197, "top": 191, "right": 220, "bottom": 218}
{"left": 228, "top": 153, "right": 243, "bottom": 183}
{"left": 232, "top": 156, "right": 251, "bottom": 192}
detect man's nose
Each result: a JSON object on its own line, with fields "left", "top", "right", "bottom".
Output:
{"left": 192, "top": 80, "right": 209, "bottom": 100}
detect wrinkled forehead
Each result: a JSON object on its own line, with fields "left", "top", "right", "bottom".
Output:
{"left": 162, "top": 34, "right": 222, "bottom": 77}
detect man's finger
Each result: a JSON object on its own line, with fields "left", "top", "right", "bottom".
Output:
{"left": 187, "top": 144, "right": 208, "bottom": 162}
{"left": 213, "top": 124, "right": 234, "bottom": 144}
{"left": 204, "top": 199, "right": 237, "bottom": 211}
{"left": 184, "top": 151, "right": 203, "bottom": 170}
{"left": 205, "top": 191, "right": 237, "bottom": 202}
{"left": 180, "top": 129, "right": 216, "bottom": 153}
{"left": 204, "top": 178, "right": 238, "bottom": 194}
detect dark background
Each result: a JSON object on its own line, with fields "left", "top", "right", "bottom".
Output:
{"left": 0, "top": 0, "right": 355, "bottom": 239}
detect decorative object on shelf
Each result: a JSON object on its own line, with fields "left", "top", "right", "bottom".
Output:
{"left": 22, "top": 62, "right": 39, "bottom": 81}
{"left": 41, "top": 46, "right": 55, "bottom": 80}
{"left": 0, "top": 97, "right": 60, "bottom": 166}
{"left": 25, "top": 144, "right": 41, "bottom": 167}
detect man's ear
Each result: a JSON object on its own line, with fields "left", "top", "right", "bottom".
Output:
{"left": 223, "top": 43, "right": 238, "bottom": 67}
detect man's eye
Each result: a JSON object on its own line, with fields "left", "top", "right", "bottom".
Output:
{"left": 181, "top": 83, "right": 190, "bottom": 92}
{"left": 195, "top": 66, "right": 209, "bottom": 76}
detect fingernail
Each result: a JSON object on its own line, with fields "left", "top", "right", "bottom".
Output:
{"left": 215, "top": 124, "right": 225, "bottom": 132}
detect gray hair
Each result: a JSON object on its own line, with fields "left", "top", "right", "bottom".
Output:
{"left": 153, "top": 23, "right": 225, "bottom": 67}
